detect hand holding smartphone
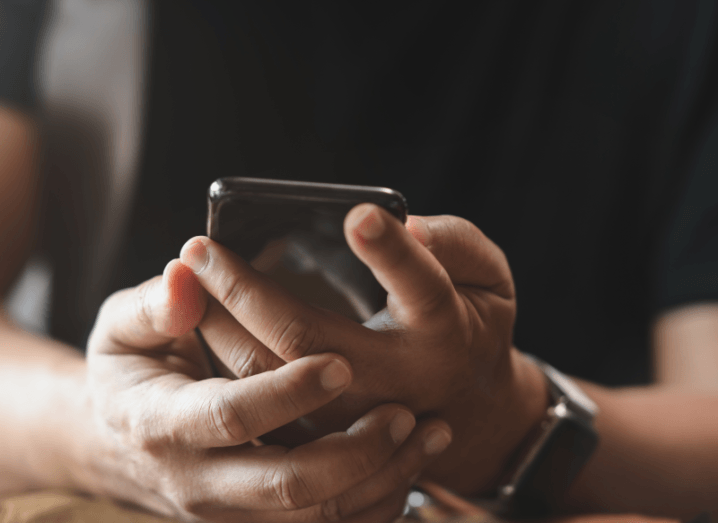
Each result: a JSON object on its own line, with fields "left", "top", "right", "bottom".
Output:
{"left": 207, "top": 177, "right": 407, "bottom": 322}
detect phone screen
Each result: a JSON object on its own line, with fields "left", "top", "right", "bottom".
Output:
{"left": 207, "top": 177, "right": 407, "bottom": 322}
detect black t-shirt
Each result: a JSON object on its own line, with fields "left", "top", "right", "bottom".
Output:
{"left": 0, "top": 0, "right": 46, "bottom": 111}
{"left": 4, "top": 0, "right": 718, "bottom": 386}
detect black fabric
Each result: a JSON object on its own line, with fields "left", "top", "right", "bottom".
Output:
{"left": 687, "top": 513, "right": 712, "bottom": 523}
{"left": 0, "top": 0, "right": 47, "bottom": 111}
{"left": 73, "top": 1, "right": 718, "bottom": 385}
{"left": 110, "top": 0, "right": 718, "bottom": 386}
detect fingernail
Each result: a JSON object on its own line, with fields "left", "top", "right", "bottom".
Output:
{"left": 390, "top": 410, "right": 416, "bottom": 444}
{"left": 423, "top": 428, "right": 451, "bottom": 455}
{"left": 352, "top": 205, "right": 385, "bottom": 241}
{"left": 180, "top": 239, "right": 209, "bottom": 274}
{"left": 320, "top": 359, "right": 352, "bottom": 391}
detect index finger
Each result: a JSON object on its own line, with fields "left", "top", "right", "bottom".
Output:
{"left": 179, "top": 237, "right": 370, "bottom": 361}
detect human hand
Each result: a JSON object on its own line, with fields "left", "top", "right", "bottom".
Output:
{"left": 84, "top": 259, "right": 451, "bottom": 522}
{"left": 179, "top": 204, "right": 548, "bottom": 497}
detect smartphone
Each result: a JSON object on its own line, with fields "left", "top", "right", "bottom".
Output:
{"left": 207, "top": 177, "right": 408, "bottom": 322}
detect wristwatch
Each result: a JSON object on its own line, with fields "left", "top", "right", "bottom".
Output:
{"left": 483, "top": 355, "right": 600, "bottom": 517}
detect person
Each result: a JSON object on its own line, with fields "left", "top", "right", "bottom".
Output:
{"left": 1, "top": 0, "right": 718, "bottom": 521}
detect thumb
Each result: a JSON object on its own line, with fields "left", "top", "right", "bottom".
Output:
{"left": 91, "top": 259, "right": 208, "bottom": 350}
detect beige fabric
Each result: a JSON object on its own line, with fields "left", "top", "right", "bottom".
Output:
{"left": 0, "top": 491, "right": 681, "bottom": 523}
{"left": 0, "top": 490, "right": 479, "bottom": 523}
{"left": 0, "top": 491, "right": 177, "bottom": 523}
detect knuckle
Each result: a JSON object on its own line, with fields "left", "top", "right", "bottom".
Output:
{"left": 206, "top": 392, "right": 250, "bottom": 444}
{"left": 349, "top": 446, "right": 382, "bottom": 480}
{"left": 135, "top": 280, "right": 159, "bottom": 332}
{"left": 169, "top": 489, "right": 193, "bottom": 513}
{"left": 131, "top": 408, "right": 174, "bottom": 455}
{"left": 454, "top": 215, "right": 483, "bottom": 239}
{"left": 455, "top": 221, "right": 480, "bottom": 255}
{"left": 418, "top": 272, "right": 455, "bottom": 314}
{"left": 269, "top": 314, "right": 322, "bottom": 360}
{"left": 494, "top": 254, "right": 515, "bottom": 297}
{"left": 271, "top": 372, "right": 304, "bottom": 416}
{"left": 216, "top": 272, "right": 251, "bottom": 315}
{"left": 266, "top": 464, "right": 314, "bottom": 511}
{"left": 133, "top": 422, "right": 157, "bottom": 452}
{"left": 230, "top": 342, "right": 273, "bottom": 379}
{"left": 436, "top": 215, "right": 481, "bottom": 255}
{"left": 169, "top": 487, "right": 204, "bottom": 518}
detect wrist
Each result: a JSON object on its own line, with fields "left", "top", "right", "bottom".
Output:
{"left": 424, "top": 348, "right": 549, "bottom": 496}
{"left": 32, "top": 356, "right": 95, "bottom": 493}
{"left": 492, "top": 356, "right": 600, "bottom": 516}
{"left": 27, "top": 357, "right": 169, "bottom": 514}
{"left": 58, "top": 360, "right": 107, "bottom": 494}
{"left": 0, "top": 342, "right": 93, "bottom": 495}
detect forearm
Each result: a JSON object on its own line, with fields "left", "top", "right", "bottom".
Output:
{"left": 565, "top": 381, "right": 718, "bottom": 520}
{"left": 0, "top": 311, "right": 91, "bottom": 495}
{"left": 0, "top": 106, "right": 93, "bottom": 494}
{"left": 0, "top": 106, "right": 40, "bottom": 295}
{"left": 428, "top": 348, "right": 550, "bottom": 496}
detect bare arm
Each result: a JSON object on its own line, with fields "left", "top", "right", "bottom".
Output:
{"left": 0, "top": 313, "right": 90, "bottom": 495}
{"left": 654, "top": 303, "right": 718, "bottom": 390}
{"left": 0, "top": 106, "right": 39, "bottom": 294}
{"left": 564, "top": 304, "right": 718, "bottom": 520}
{"left": 196, "top": 204, "right": 718, "bottom": 521}
{"left": 0, "top": 107, "right": 440, "bottom": 522}
{"left": 0, "top": 106, "right": 89, "bottom": 494}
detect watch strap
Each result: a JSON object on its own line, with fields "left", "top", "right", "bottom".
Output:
{"left": 482, "top": 355, "right": 600, "bottom": 517}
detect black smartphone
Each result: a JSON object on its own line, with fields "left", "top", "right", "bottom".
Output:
{"left": 207, "top": 177, "right": 408, "bottom": 322}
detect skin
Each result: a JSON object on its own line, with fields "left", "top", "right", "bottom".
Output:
{"left": 0, "top": 106, "right": 39, "bottom": 295}
{"left": 0, "top": 106, "right": 452, "bottom": 522}
{"left": 83, "top": 258, "right": 453, "bottom": 522}
{"left": 1, "top": 105, "right": 718, "bottom": 521}
{"left": 653, "top": 303, "right": 718, "bottom": 390}
{"left": 179, "top": 205, "right": 718, "bottom": 521}
{"left": 179, "top": 206, "right": 548, "bottom": 496}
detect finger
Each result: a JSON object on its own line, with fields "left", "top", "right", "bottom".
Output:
{"left": 180, "top": 237, "right": 368, "bottom": 361}
{"left": 193, "top": 404, "right": 418, "bottom": 511}
{"left": 199, "top": 296, "right": 285, "bottom": 378}
{"left": 406, "top": 214, "right": 514, "bottom": 299}
{"left": 150, "top": 353, "right": 354, "bottom": 448}
{"left": 91, "top": 259, "right": 208, "bottom": 351}
{"left": 344, "top": 204, "right": 462, "bottom": 327}
{"left": 320, "top": 419, "right": 452, "bottom": 521}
